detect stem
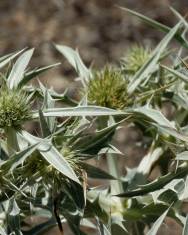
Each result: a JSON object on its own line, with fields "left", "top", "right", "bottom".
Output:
{"left": 107, "top": 153, "right": 123, "bottom": 194}
{"left": 97, "top": 116, "right": 123, "bottom": 194}
{"left": 5, "top": 127, "right": 19, "bottom": 155}
{"left": 54, "top": 197, "right": 64, "bottom": 235}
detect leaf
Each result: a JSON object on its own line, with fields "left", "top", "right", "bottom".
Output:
{"left": 7, "top": 199, "right": 23, "bottom": 235}
{"left": 32, "top": 106, "right": 125, "bottom": 118}
{"left": 19, "top": 63, "right": 60, "bottom": 87}
{"left": 39, "top": 81, "right": 56, "bottom": 132}
{"left": 161, "top": 65, "right": 188, "bottom": 83}
{"left": 7, "top": 48, "right": 34, "bottom": 89}
{"left": 98, "top": 222, "right": 111, "bottom": 235}
{"left": 0, "top": 226, "right": 6, "bottom": 235}
{"left": 132, "top": 106, "right": 174, "bottom": 128}
{"left": 146, "top": 208, "right": 169, "bottom": 235}
{"left": 170, "top": 7, "right": 188, "bottom": 29}
{"left": 137, "top": 147, "right": 163, "bottom": 175}
{"left": 39, "top": 109, "right": 51, "bottom": 138}
{"left": 183, "top": 215, "right": 188, "bottom": 235}
{"left": 124, "top": 203, "right": 181, "bottom": 224}
{"left": 176, "top": 151, "right": 188, "bottom": 160}
{"left": 23, "top": 218, "right": 57, "bottom": 235}
{"left": 81, "top": 162, "right": 116, "bottom": 179}
{"left": 127, "top": 21, "right": 182, "bottom": 94}
{"left": 56, "top": 44, "right": 91, "bottom": 85}
{"left": 119, "top": 7, "right": 188, "bottom": 49}
{"left": 157, "top": 125, "right": 188, "bottom": 142}
{"left": 75, "top": 122, "right": 119, "bottom": 154}
{"left": 0, "top": 48, "right": 26, "bottom": 70}
{"left": 180, "top": 176, "right": 188, "bottom": 200}
{"left": 21, "top": 131, "right": 80, "bottom": 184}
{"left": 116, "top": 164, "right": 188, "bottom": 197}
{"left": 1, "top": 143, "right": 38, "bottom": 172}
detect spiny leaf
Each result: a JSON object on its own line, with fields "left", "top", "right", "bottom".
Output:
{"left": 119, "top": 7, "right": 188, "bottom": 49}
{"left": 116, "top": 164, "right": 188, "bottom": 197}
{"left": 56, "top": 44, "right": 91, "bottom": 86}
{"left": 146, "top": 208, "right": 169, "bottom": 235}
{"left": 32, "top": 106, "right": 126, "bottom": 118}
{"left": 7, "top": 48, "right": 34, "bottom": 89}
{"left": 127, "top": 21, "right": 182, "bottom": 94}
{"left": 21, "top": 131, "right": 80, "bottom": 184}
{"left": 19, "top": 63, "right": 60, "bottom": 87}
{"left": 81, "top": 162, "right": 116, "bottom": 180}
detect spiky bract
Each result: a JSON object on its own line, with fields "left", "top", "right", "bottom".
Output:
{"left": 87, "top": 67, "right": 129, "bottom": 110}
{"left": 0, "top": 89, "right": 31, "bottom": 129}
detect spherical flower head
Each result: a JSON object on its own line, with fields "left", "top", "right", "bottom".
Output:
{"left": 0, "top": 89, "right": 32, "bottom": 130}
{"left": 87, "top": 66, "right": 129, "bottom": 110}
{"left": 121, "top": 45, "right": 151, "bottom": 74}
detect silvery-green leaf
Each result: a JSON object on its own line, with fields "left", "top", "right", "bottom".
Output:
{"left": 2, "top": 144, "right": 38, "bottom": 172}
{"left": 7, "top": 48, "right": 34, "bottom": 89}
{"left": 137, "top": 147, "right": 163, "bottom": 175}
{"left": 56, "top": 44, "right": 91, "bottom": 86}
{"left": 19, "top": 62, "right": 60, "bottom": 87}
{"left": 0, "top": 48, "right": 25, "bottom": 70}
{"left": 120, "top": 7, "right": 188, "bottom": 49}
{"left": 161, "top": 65, "right": 188, "bottom": 83}
{"left": 176, "top": 151, "right": 188, "bottom": 160}
{"left": 183, "top": 215, "right": 188, "bottom": 235}
{"left": 146, "top": 208, "right": 169, "bottom": 235}
{"left": 132, "top": 106, "right": 174, "bottom": 128}
{"left": 127, "top": 21, "right": 182, "bottom": 94}
{"left": 180, "top": 176, "right": 188, "bottom": 200}
{"left": 32, "top": 106, "right": 125, "bottom": 118}
{"left": 21, "top": 131, "right": 80, "bottom": 184}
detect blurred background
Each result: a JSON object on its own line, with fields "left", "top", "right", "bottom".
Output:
{"left": 1, "top": 0, "right": 188, "bottom": 87}
{"left": 1, "top": 0, "right": 188, "bottom": 234}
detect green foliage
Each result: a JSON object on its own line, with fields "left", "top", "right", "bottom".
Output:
{"left": 1, "top": 6, "right": 188, "bottom": 235}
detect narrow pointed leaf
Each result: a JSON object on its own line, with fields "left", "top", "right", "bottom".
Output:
{"left": 19, "top": 63, "right": 60, "bottom": 87}
{"left": 21, "top": 131, "right": 80, "bottom": 184}
{"left": 120, "top": 7, "right": 188, "bottom": 49}
{"left": 32, "top": 106, "right": 125, "bottom": 118}
{"left": 128, "top": 21, "right": 182, "bottom": 94}
{"left": 56, "top": 44, "right": 91, "bottom": 85}
{"left": 81, "top": 162, "right": 116, "bottom": 179}
{"left": 7, "top": 48, "right": 34, "bottom": 89}
{"left": 183, "top": 215, "right": 188, "bottom": 235}
{"left": 146, "top": 208, "right": 169, "bottom": 235}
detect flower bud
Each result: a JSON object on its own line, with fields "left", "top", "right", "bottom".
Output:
{"left": 0, "top": 89, "right": 31, "bottom": 129}
{"left": 87, "top": 66, "right": 129, "bottom": 110}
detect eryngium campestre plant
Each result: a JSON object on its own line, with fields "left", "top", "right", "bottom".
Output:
{"left": 121, "top": 44, "right": 151, "bottom": 74}
{"left": 0, "top": 89, "right": 31, "bottom": 129}
{"left": 87, "top": 66, "right": 130, "bottom": 109}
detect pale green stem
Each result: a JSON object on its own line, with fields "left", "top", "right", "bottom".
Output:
{"left": 5, "top": 127, "right": 19, "bottom": 155}
{"left": 97, "top": 117, "right": 123, "bottom": 194}
{"left": 107, "top": 153, "right": 123, "bottom": 194}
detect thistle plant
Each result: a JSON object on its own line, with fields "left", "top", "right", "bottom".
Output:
{"left": 1, "top": 6, "right": 188, "bottom": 235}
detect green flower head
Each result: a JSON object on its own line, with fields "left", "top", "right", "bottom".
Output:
{"left": 87, "top": 66, "right": 129, "bottom": 110}
{"left": 0, "top": 89, "right": 32, "bottom": 129}
{"left": 121, "top": 45, "right": 151, "bottom": 74}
